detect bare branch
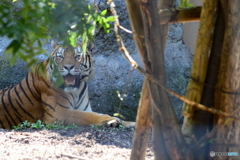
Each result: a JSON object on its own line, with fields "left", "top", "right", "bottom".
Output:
{"left": 190, "top": 116, "right": 234, "bottom": 150}
{"left": 118, "top": 25, "right": 133, "bottom": 34}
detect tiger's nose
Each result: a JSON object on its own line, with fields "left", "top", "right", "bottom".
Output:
{"left": 63, "top": 65, "right": 74, "bottom": 71}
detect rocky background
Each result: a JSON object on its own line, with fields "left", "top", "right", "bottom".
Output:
{"left": 0, "top": 0, "right": 192, "bottom": 123}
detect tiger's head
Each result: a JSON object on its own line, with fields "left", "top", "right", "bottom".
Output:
{"left": 47, "top": 40, "right": 93, "bottom": 90}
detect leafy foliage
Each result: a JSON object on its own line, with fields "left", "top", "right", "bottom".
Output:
{"left": 0, "top": 0, "right": 114, "bottom": 87}
{"left": 12, "top": 120, "right": 78, "bottom": 130}
{"left": 0, "top": 0, "right": 114, "bottom": 67}
{"left": 179, "top": 0, "right": 194, "bottom": 8}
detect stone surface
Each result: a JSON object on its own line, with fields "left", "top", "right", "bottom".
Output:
{"left": 0, "top": 37, "right": 28, "bottom": 89}
{"left": 0, "top": 0, "right": 192, "bottom": 123}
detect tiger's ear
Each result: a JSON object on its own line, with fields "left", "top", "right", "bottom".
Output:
{"left": 51, "top": 40, "right": 59, "bottom": 49}
{"left": 87, "top": 41, "right": 95, "bottom": 52}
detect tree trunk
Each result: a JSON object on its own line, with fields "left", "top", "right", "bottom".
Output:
{"left": 126, "top": 0, "right": 190, "bottom": 159}
{"left": 125, "top": 1, "right": 155, "bottom": 159}
{"left": 130, "top": 79, "right": 152, "bottom": 160}
{"left": 210, "top": 0, "right": 240, "bottom": 159}
{"left": 140, "top": 0, "right": 188, "bottom": 158}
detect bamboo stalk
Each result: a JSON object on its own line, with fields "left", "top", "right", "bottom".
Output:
{"left": 181, "top": 0, "right": 219, "bottom": 143}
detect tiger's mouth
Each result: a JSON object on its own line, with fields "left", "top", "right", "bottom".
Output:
{"left": 64, "top": 73, "right": 76, "bottom": 86}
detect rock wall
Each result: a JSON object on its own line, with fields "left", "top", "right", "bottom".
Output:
{"left": 0, "top": 0, "right": 192, "bottom": 123}
{"left": 0, "top": 37, "right": 28, "bottom": 88}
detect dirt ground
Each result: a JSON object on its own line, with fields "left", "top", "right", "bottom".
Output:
{"left": 0, "top": 126, "right": 154, "bottom": 160}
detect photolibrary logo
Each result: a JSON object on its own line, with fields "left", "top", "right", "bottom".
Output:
{"left": 210, "top": 151, "right": 238, "bottom": 157}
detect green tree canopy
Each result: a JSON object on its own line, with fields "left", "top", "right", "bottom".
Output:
{"left": 0, "top": 0, "right": 114, "bottom": 67}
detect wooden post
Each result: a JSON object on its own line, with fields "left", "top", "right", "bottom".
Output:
{"left": 159, "top": 7, "right": 201, "bottom": 24}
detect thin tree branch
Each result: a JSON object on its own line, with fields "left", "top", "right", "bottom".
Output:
{"left": 118, "top": 25, "right": 133, "bottom": 34}
{"left": 190, "top": 113, "right": 237, "bottom": 150}
{"left": 185, "top": 105, "right": 240, "bottom": 150}
{"left": 190, "top": 123, "right": 218, "bottom": 150}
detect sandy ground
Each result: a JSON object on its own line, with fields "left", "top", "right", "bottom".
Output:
{"left": 0, "top": 126, "right": 153, "bottom": 160}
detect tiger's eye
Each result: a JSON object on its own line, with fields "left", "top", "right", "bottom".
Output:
{"left": 75, "top": 55, "right": 81, "bottom": 60}
{"left": 57, "top": 55, "right": 64, "bottom": 60}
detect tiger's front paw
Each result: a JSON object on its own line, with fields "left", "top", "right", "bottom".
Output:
{"left": 105, "top": 118, "right": 135, "bottom": 128}
{"left": 105, "top": 118, "right": 123, "bottom": 127}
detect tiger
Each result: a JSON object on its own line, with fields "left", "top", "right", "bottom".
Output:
{"left": 0, "top": 40, "right": 135, "bottom": 129}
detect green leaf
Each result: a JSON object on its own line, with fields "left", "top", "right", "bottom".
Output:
{"left": 87, "top": 14, "right": 92, "bottom": 22}
{"left": 104, "top": 23, "right": 110, "bottom": 29}
{"left": 82, "top": 31, "right": 86, "bottom": 41}
{"left": 54, "top": 74, "right": 64, "bottom": 88}
{"left": 100, "top": 9, "right": 107, "bottom": 16}
{"left": 10, "top": 54, "right": 18, "bottom": 66}
{"left": 82, "top": 40, "right": 87, "bottom": 54}
{"left": 87, "top": 26, "right": 95, "bottom": 37}
{"left": 25, "top": 59, "right": 38, "bottom": 69}
{"left": 179, "top": 0, "right": 194, "bottom": 8}
{"left": 69, "top": 31, "right": 77, "bottom": 47}
{"left": 47, "top": 2, "right": 56, "bottom": 8}
{"left": 96, "top": 16, "right": 100, "bottom": 22}
{"left": 102, "top": 17, "right": 107, "bottom": 23}
{"left": 5, "top": 39, "right": 22, "bottom": 54}
{"left": 88, "top": 4, "right": 92, "bottom": 10}
{"left": 106, "top": 16, "right": 115, "bottom": 22}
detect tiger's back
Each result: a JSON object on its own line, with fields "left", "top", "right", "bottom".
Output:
{"left": 0, "top": 68, "right": 44, "bottom": 128}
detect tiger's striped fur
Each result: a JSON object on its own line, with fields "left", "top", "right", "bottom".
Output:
{"left": 0, "top": 40, "right": 135, "bottom": 129}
